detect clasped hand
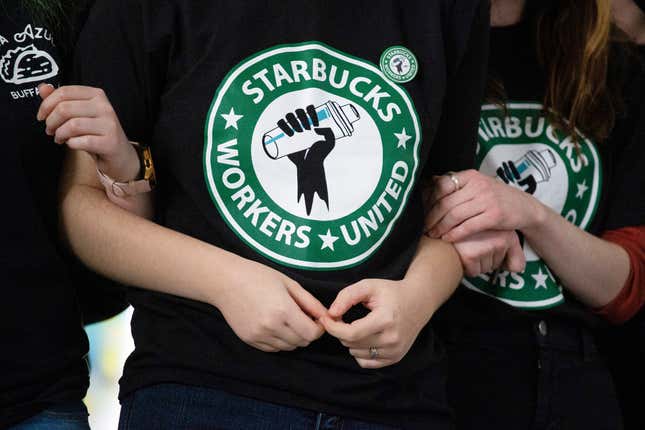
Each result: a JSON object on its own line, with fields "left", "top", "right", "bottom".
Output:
{"left": 424, "top": 170, "right": 531, "bottom": 276}
{"left": 35, "top": 84, "right": 426, "bottom": 370}
{"left": 215, "top": 259, "right": 430, "bottom": 369}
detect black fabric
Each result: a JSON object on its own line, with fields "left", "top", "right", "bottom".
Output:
{"left": 445, "top": 318, "right": 622, "bottom": 430}
{"left": 74, "top": 0, "right": 490, "bottom": 427}
{"left": 601, "top": 309, "right": 645, "bottom": 430}
{"left": 436, "top": 18, "right": 645, "bottom": 330}
{"left": 0, "top": 1, "right": 89, "bottom": 427}
{"left": 435, "top": 16, "right": 644, "bottom": 430}
{"left": 598, "top": 44, "right": 645, "bottom": 430}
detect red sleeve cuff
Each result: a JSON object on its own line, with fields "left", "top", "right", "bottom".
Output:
{"left": 593, "top": 226, "right": 645, "bottom": 325}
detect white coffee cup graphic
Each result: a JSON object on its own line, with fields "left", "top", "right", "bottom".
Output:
{"left": 513, "top": 149, "right": 556, "bottom": 183}
{"left": 262, "top": 100, "right": 360, "bottom": 159}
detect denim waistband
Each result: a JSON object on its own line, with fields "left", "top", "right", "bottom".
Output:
{"left": 441, "top": 317, "right": 599, "bottom": 361}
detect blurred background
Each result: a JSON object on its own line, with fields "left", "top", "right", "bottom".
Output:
{"left": 83, "top": 308, "right": 134, "bottom": 430}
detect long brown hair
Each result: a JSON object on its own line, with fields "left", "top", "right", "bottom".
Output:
{"left": 491, "top": 0, "right": 626, "bottom": 143}
{"left": 535, "top": 0, "right": 617, "bottom": 142}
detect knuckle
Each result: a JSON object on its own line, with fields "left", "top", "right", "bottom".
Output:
{"left": 68, "top": 118, "right": 82, "bottom": 132}
{"left": 69, "top": 136, "right": 84, "bottom": 147}
{"left": 387, "top": 331, "right": 400, "bottom": 346}
{"left": 100, "top": 101, "right": 114, "bottom": 116}
{"left": 247, "top": 325, "right": 265, "bottom": 341}
{"left": 304, "top": 330, "right": 318, "bottom": 343}
{"left": 84, "top": 135, "right": 97, "bottom": 147}
{"left": 274, "top": 309, "right": 288, "bottom": 322}
{"left": 94, "top": 87, "right": 106, "bottom": 98}
{"left": 105, "top": 118, "right": 118, "bottom": 132}
{"left": 57, "top": 101, "right": 71, "bottom": 117}
{"left": 488, "top": 206, "right": 502, "bottom": 222}
{"left": 465, "top": 265, "right": 479, "bottom": 277}
{"left": 442, "top": 211, "right": 454, "bottom": 227}
{"left": 391, "top": 351, "right": 404, "bottom": 364}
{"left": 259, "top": 315, "right": 278, "bottom": 331}
{"left": 462, "top": 253, "right": 476, "bottom": 264}
{"left": 358, "top": 360, "right": 370, "bottom": 369}
{"left": 383, "top": 311, "right": 396, "bottom": 328}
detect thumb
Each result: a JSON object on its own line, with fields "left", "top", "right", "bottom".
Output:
{"left": 38, "top": 83, "right": 55, "bottom": 100}
{"left": 328, "top": 281, "right": 374, "bottom": 319}
{"left": 314, "top": 127, "right": 334, "bottom": 142}
{"left": 286, "top": 282, "right": 328, "bottom": 320}
{"left": 504, "top": 234, "right": 526, "bottom": 273}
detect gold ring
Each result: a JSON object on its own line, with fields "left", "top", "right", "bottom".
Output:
{"left": 446, "top": 171, "right": 461, "bottom": 193}
{"left": 369, "top": 346, "right": 379, "bottom": 359}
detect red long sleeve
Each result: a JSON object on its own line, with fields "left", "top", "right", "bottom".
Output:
{"left": 593, "top": 226, "right": 645, "bottom": 324}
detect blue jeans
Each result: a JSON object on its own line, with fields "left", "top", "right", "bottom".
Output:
{"left": 9, "top": 401, "right": 89, "bottom": 430}
{"left": 119, "top": 384, "right": 403, "bottom": 430}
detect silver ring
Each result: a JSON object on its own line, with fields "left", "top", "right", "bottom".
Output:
{"left": 446, "top": 172, "right": 461, "bottom": 193}
{"left": 369, "top": 346, "right": 379, "bottom": 360}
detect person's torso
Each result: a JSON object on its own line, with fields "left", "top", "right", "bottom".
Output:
{"left": 115, "top": 0, "right": 484, "bottom": 424}
{"left": 0, "top": 2, "right": 89, "bottom": 426}
{"left": 440, "top": 19, "right": 644, "bottom": 330}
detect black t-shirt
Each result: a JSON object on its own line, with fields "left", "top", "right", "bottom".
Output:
{"left": 75, "top": 0, "right": 489, "bottom": 427}
{"left": 436, "top": 19, "right": 645, "bottom": 332}
{"left": 0, "top": 2, "right": 89, "bottom": 427}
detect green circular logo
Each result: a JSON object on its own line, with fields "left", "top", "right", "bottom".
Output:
{"left": 379, "top": 46, "right": 418, "bottom": 84}
{"left": 464, "top": 103, "right": 602, "bottom": 309}
{"left": 203, "top": 42, "right": 421, "bottom": 270}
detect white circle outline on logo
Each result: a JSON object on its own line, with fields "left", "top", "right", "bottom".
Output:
{"left": 461, "top": 102, "right": 601, "bottom": 308}
{"left": 204, "top": 42, "right": 421, "bottom": 269}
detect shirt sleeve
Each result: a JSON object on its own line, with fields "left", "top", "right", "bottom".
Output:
{"left": 422, "top": 0, "right": 490, "bottom": 178}
{"left": 593, "top": 226, "right": 645, "bottom": 325}
{"left": 72, "top": 0, "right": 166, "bottom": 144}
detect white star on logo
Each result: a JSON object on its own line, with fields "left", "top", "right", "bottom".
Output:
{"left": 394, "top": 128, "right": 412, "bottom": 149}
{"left": 576, "top": 180, "right": 589, "bottom": 199}
{"left": 318, "top": 229, "right": 339, "bottom": 251}
{"left": 221, "top": 107, "right": 243, "bottom": 130}
{"left": 532, "top": 268, "right": 549, "bottom": 289}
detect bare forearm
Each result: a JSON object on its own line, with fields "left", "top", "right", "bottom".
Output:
{"left": 522, "top": 204, "right": 630, "bottom": 308}
{"left": 60, "top": 182, "right": 247, "bottom": 306}
{"left": 402, "top": 236, "right": 463, "bottom": 320}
